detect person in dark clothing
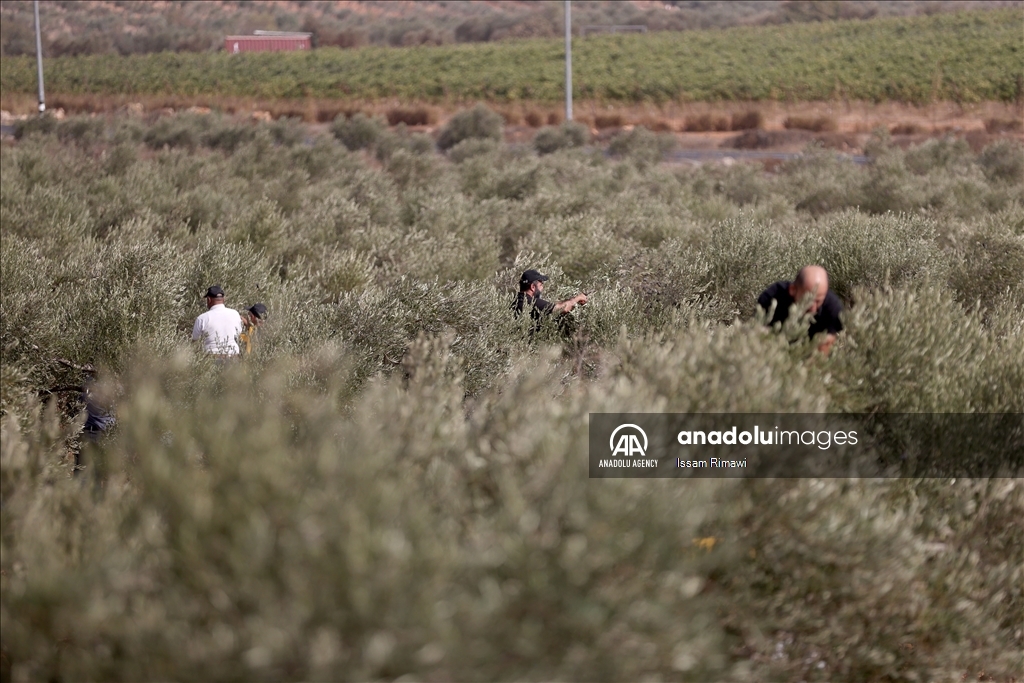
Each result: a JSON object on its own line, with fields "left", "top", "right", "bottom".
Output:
{"left": 758, "top": 265, "right": 844, "bottom": 355}
{"left": 79, "top": 377, "right": 116, "bottom": 441}
{"left": 77, "top": 377, "right": 117, "bottom": 477}
{"left": 513, "top": 269, "right": 588, "bottom": 331}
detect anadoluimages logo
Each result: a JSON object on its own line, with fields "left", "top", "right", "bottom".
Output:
{"left": 609, "top": 423, "right": 648, "bottom": 457}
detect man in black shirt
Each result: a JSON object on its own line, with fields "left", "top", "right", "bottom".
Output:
{"left": 758, "top": 265, "right": 844, "bottom": 355}
{"left": 513, "top": 269, "right": 588, "bottom": 330}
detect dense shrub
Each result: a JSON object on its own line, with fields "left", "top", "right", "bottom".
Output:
{"left": 718, "top": 477, "right": 1024, "bottom": 679}
{"left": 437, "top": 104, "right": 504, "bottom": 151}
{"left": 904, "top": 136, "right": 973, "bottom": 175}
{"left": 818, "top": 211, "right": 947, "bottom": 302}
{"left": 1, "top": 115, "right": 1022, "bottom": 682}
{"left": 830, "top": 285, "right": 1024, "bottom": 413}
{"left": 607, "top": 126, "right": 677, "bottom": 169}
{"left": 373, "top": 126, "right": 435, "bottom": 163}
{"left": 447, "top": 137, "right": 500, "bottom": 163}
{"left": 859, "top": 132, "right": 931, "bottom": 213}
{"left": 533, "top": 121, "right": 590, "bottom": 155}
{"left": 458, "top": 151, "right": 542, "bottom": 202}
{"left": 946, "top": 214, "right": 1024, "bottom": 311}
{"left": 142, "top": 112, "right": 212, "bottom": 151}
{"left": 330, "top": 112, "right": 385, "bottom": 151}
{"left": 12, "top": 112, "right": 59, "bottom": 139}
{"left": 977, "top": 138, "right": 1024, "bottom": 182}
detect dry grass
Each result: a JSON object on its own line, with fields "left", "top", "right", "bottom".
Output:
{"left": 3, "top": 94, "right": 1020, "bottom": 149}
{"left": 784, "top": 115, "right": 840, "bottom": 132}
{"left": 685, "top": 113, "right": 732, "bottom": 132}
{"left": 985, "top": 116, "right": 1024, "bottom": 133}
{"left": 523, "top": 110, "right": 545, "bottom": 127}
{"left": 0, "top": 93, "right": 441, "bottom": 126}
{"left": 0, "top": 93, "right": 372, "bottom": 122}
{"left": 640, "top": 117, "right": 676, "bottom": 132}
{"left": 594, "top": 113, "right": 625, "bottom": 129}
{"left": 890, "top": 121, "right": 926, "bottom": 135}
{"left": 492, "top": 104, "right": 566, "bottom": 128}
{"left": 386, "top": 107, "right": 435, "bottom": 126}
{"left": 499, "top": 110, "right": 521, "bottom": 125}
{"left": 730, "top": 110, "right": 765, "bottom": 131}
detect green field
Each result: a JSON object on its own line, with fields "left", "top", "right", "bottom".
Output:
{"left": 2, "top": 9, "right": 1022, "bottom": 103}
{"left": 2, "top": 111, "right": 1023, "bottom": 680}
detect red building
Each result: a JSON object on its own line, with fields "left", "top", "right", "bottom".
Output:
{"left": 225, "top": 32, "right": 312, "bottom": 54}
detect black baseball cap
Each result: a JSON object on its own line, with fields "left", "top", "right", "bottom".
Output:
{"left": 248, "top": 303, "right": 268, "bottom": 319}
{"left": 204, "top": 285, "right": 225, "bottom": 298}
{"left": 519, "top": 269, "right": 549, "bottom": 290}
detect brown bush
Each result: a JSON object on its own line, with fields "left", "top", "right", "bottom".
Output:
{"left": 890, "top": 122, "right": 925, "bottom": 135}
{"left": 316, "top": 102, "right": 354, "bottom": 123}
{"left": 728, "top": 130, "right": 771, "bottom": 150}
{"left": 730, "top": 110, "right": 764, "bottom": 131}
{"left": 387, "top": 108, "right": 433, "bottom": 126}
{"left": 546, "top": 111, "right": 562, "bottom": 125}
{"left": 783, "top": 115, "right": 839, "bottom": 132}
{"left": 524, "top": 110, "right": 544, "bottom": 127}
{"left": 594, "top": 113, "right": 624, "bottom": 129}
{"left": 643, "top": 117, "right": 675, "bottom": 132}
{"left": 498, "top": 109, "right": 521, "bottom": 125}
{"left": 685, "top": 113, "right": 731, "bottom": 132}
{"left": 984, "top": 117, "right": 1024, "bottom": 133}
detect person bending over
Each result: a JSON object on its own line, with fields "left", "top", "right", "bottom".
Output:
{"left": 757, "top": 265, "right": 843, "bottom": 355}
{"left": 239, "top": 303, "right": 267, "bottom": 357}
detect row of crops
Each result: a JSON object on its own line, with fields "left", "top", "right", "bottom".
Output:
{"left": 1, "top": 9, "right": 1021, "bottom": 104}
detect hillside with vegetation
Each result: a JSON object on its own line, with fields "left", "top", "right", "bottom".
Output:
{"left": 1, "top": 0, "right": 1019, "bottom": 56}
{"left": 2, "top": 9, "right": 1022, "bottom": 105}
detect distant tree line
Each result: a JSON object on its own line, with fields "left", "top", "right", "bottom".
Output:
{"left": 1, "top": 0, "right": 1020, "bottom": 57}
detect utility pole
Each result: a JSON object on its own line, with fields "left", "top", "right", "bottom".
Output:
{"left": 565, "top": 0, "right": 572, "bottom": 121}
{"left": 34, "top": 0, "right": 45, "bottom": 113}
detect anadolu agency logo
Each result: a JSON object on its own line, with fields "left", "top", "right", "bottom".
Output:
{"left": 610, "top": 423, "right": 647, "bottom": 456}
{"left": 600, "top": 424, "right": 658, "bottom": 469}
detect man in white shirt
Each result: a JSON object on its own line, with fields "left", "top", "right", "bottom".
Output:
{"left": 192, "top": 285, "right": 244, "bottom": 357}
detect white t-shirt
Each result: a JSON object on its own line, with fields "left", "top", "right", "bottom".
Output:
{"left": 192, "top": 304, "right": 244, "bottom": 355}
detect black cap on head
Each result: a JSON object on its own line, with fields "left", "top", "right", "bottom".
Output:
{"left": 519, "top": 269, "right": 549, "bottom": 291}
{"left": 204, "top": 285, "right": 225, "bottom": 299}
{"left": 248, "top": 303, "right": 268, "bottom": 320}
